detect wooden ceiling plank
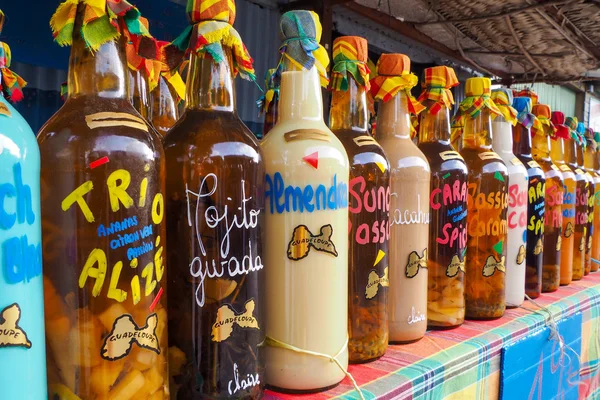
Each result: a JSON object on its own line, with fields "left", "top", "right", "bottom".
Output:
{"left": 505, "top": 15, "right": 547, "bottom": 76}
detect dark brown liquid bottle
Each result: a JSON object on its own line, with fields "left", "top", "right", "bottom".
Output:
{"left": 576, "top": 124, "right": 594, "bottom": 275}
{"left": 565, "top": 117, "right": 587, "bottom": 280}
{"left": 459, "top": 78, "right": 508, "bottom": 320}
{"left": 164, "top": 46, "right": 265, "bottom": 400}
{"left": 328, "top": 36, "right": 389, "bottom": 363}
{"left": 128, "top": 68, "right": 151, "bottom": 120}
{"left": 512, "top": 97, "right": 545, "bottom": 299}
{"left": 39, "top": 4, "right": 169, "bottom": 398}
{"left": 151, "top": 74, "right": 180, "bottom": 137}
{"left": 417, "top": 66, "right": 467, "bottom": 328}
{"left": 531, "top": 104, "right": 562, "bottom": 292}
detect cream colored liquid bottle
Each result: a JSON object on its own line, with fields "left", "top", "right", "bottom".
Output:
{"left": 262, "top": 11, "right": 349, "bottom": 391}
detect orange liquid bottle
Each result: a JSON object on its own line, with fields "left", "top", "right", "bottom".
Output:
{"left": 459, "top": 78, "right": 508, "bottom": 319}
{"left": 417, "top": 66, "right": 467, "bottom": 329}
{"left": 329, "top": 37, "right": 390, "bottom": 363}
{"left": 39, "top": 3, "right": 169, "bottom": 398}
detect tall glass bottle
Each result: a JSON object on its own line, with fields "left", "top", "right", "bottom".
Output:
{"left": 551, "top": 112, "right": 576, "bottom": 285}
{"left": 39, "top": 3, "right": 168, "bottom": 398}
{"left": 578, "top": 123, "right": 595, "bottom": 275}
{"left": 532, "top": 104, "right": 563, "bottom": 292}
{"left": 459, "top": 77, "right": 508, "bottom": 319}
{"left": 163, "top": 1, "right": 265, "bottom": 397}
{"left": 262, "top": 11, "right": 349, "bottom": 391}
{"left": 374, "top": 54, "right": 429, "bottom": 342}
{"left": 0, "top": 10, "right": 47, "bottom": 398}
{"left": 329, "top": 36, "right": 389, "bottom": 362}
{"left": 565, "top": 117, "right": 586, "bottom": 280}
{"left": 491, "top": 89, "right": 528, "bottom": 307}
{"left": 584, "top": 128, "right": 599, "bottom": 272}
{"left": 258, "top": 68, "right": 279, "bottom": 139}
{"left": 417, "top": 66, "right": 467, "bottom": 328}
{"left": 150, "top": 73, "right": 181, "bottom": 137}
{"left": 512, "top": 97, "right": 545, "bottom": 298}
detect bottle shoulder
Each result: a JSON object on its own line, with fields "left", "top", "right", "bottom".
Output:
{"left": 0, "top": 97, "right": 40, "bottom": 164}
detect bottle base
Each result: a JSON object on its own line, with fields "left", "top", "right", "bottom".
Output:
{"left": 427, "top": 323, "right": 462, "bottom": 330}
{"left": 389, "top": 336, "right": 424, "bottom": 345}
{"left": 267, "top": 381, "right": 340, "bottom": 395}
{"left": 349, "top": 353, "right": 385, "bottom": 365}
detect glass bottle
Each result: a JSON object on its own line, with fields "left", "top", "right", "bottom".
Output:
{"left": 262, "top": 10, "right": 349, "bottom": 392}
{"left": 39, "top": 5, "right": 169, "bottom": 399}
{"left": 375, "top": 54, "right": 429, "bottom": 342}
{"left": 594, "top": 136, "right": 600, "bottom": 271}
{"left": 551, "top": 112, "right": 576, "bottom": 285}
{"left": 150, "top": 74, "right": 180, "bottom": 137}
{"left": 565, "top": 117, "right": 586, "bottom": 280}
{"left": 491, "top": 89, "right": 528, "bottom": 307}
{"left": 329, "top": 36, "right": 389, "bottom": 363}
{"left": 512, "top": 97, "right": 545, "bottom": 299}
{"left": 579, "top": 125, "right": 595, "bottom": 275}
{"left": 164, "top": 43, "right": 265, "bottom": 400}
{"left": 259, "top": 68, "right": 279, "bottom": 139}
{"left": 0, "top": 11, "right": 47, "bottom": 396}
{"left": 417, "top": 66, "right": 467, "bottom": 328}
{"left": 532, "top": 104, "right": 562, "bottom": 292}
{"left": 460, "top": 78, "right": 508, "bottom": 320}
{"left": 128, "top": 69, "right": 151, "bottom": 120}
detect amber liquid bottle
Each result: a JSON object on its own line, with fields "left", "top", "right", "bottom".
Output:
{"left": 129, "top": 69, "right": 151, "bottom": 120}
{"left": 330, "top": 74, "right": 390, "bottom": 362}
{"left": 580, "top": 141, "right": 595, "bottom": 275}
{"left": 594, "top": 148, "right": 600, "bottom": 271}
{"left": 418, "top": 100, "right": 467, "bottom": 328}
{"left": 150, "top": 75, "right": 179, "bottom": 137}
{"left": 461, "top": 108, "right": 508, "bottom": 319}
{"left": 38, "top": 13, "right": 169, "bottom": 400}
{"left": 565, "top": 135, "right": 587, "bottom": 280}
{"left": 531, "top": 119, "right": 562, "bottom": 292}
{"left": 164, "top": 48, "right": 265, "bottom": 399}
{"left": 513, "top": 123, "right": 545, "bottom": 298}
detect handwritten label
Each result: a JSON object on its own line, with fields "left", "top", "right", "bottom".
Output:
{"left": 228, "top": 363, "right": 261, "bottom": 396}
{"left": 511, "top": 157, "right": 523, "bottom": 166}
{"left": 439, "top": 151, "right": 464, "bottom": 161}
{"left": 528, "top": 160, "right": 541, "bottom": 169}
{"left": 559, "top": 165, "right": 571, "bottom": 173}
{"left": 391, "top": 194, "right": 430, "bottom": 225}
{"left": 349, "top": 176, "right": 390, "bottom": 245}
{"left": 407, "top": 306, "right": 426, "bottom": 325}
{"left": 284, "top": 129, "right": 330, "bottom": 142}
{"left": 0, "top": 303, "right": 31, "bottom": 349}
{"left": 527, "top": 180, "right": 546, "bottom": 237}
{"left": 575, "top": 187, "right": 589, "bottom": 225}
{"left": 406, "top": 249, "right": 427, "bottom": 278}
{"left": 365, "top": 267, "right": 389, "bottom": 299}
{"left": 545, "top": 184, "right": 564, "bottom": 229}
{"left": 508, "top": 183, "right": 527, "bottom": 229}
{"left": 431, "top": 180, "right": 468, "bottom": 252}
{"left": 479, "top": 152, "right": 502, "bottom": 161}
{"left": 211, "top": 300, "right": 259, "bottom": 342}
{"left": 187, "top": 174, "right": 263, "bottom": 308}
{"left": 265, "top": 173, "right": 348, "bottom": 214}
{"left": 467, "top": 183, "right": 509, "bottom": 238}
{"left": 482, "top": 255, "right": 506, "bottom": 276}
{"left": 85, "top": 112, "right": 148, "bottom": 132}
{"left": 101, "top": 313, "right": 160, "bottom": 361}
{"left": 287, "top": 224, "right": 338, "bottom": 260}
{"left": 353, "top": 135, "right": 380, "bottom": 147}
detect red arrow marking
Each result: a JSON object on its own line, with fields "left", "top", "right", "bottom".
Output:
{"left": 303, "top": 152, "right": 319, "bottom": 169}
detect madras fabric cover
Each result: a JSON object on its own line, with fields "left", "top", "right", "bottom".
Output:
{"left": 531, "top": 104, "right": 555, "bottom": 138}
{"left": 566, "top": 117, "right": 582, "bottom": 144}
{"left": 585, "top": 128, "right": 596, "bottom": 152}
{"left": 370, "top": 54, "right": 425, "bottom": 116}
{"left": 166, "top": 0, "right": 256, "bottom": 81}
{"left": 278, "top": 10, "right": 329, "bottom": 87}
{"left": 458, "top": 77, "right": 501, "bottom": 120}
{"left": 514, "top": 87, "right": 539, "bottom": 106}
{"left": 512, "top": 97, "right": 538, "bottom": 130}
{"left": 491, "top": 88, "right": 518, "bottom": 126}
{"left": 0, "top": 10, "right": 26, "bottom": 102}
{"left": 51, "top": 0, "right": 147, "bottom": 51}
{"left": 265, "top": 273, "right": 600, "bottom": 399}
{"left": 257, "top": 68, "right": 279, "bottom": 114}
{"left": 329, "top": 36, "right": 370, "bottom": 92}
{"left": 577, "top": 122, "right": 588, "bottom": 148}
{"left": 123, "top": 16, "right": 162, "bottom": 92}
{"left": 551, "top": 111, "right": 571, "bottom": 140}
{"left": 450, "top": 112, "right": 464, "bottom": 146}
{"left": 418, "top": 66, "right": 458, "bottom": 115}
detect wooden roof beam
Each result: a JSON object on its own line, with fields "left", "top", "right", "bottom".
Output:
{"left": 505, "top": 15, "right": 547, "bottom": 76}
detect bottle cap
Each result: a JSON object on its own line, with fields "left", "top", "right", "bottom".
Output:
{"left": 551, "top": 111, "right": 570, "bottom": 140}
{"left": 513, "top": 88, "right": 539, "bottom": 105}
{"left": 417, "top": 66, "right": 458, "bottom": 114}
{"left": 329, "top": 36, "right": 370, "bottom": 91}
{"left": 491, "top": 88, "right": 517, "bottom": 125}
{"left": 512, "top": 97, "right": 536, "bottom": 129}
{"left": 532, "top": 104, "right": 553, "bottom": 137}
{"left": 458, "top": 77, "right": 501, "bottom": 120}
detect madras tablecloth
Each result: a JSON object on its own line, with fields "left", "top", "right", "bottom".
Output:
{"left": 265, "top": 273, "right": 600, "bottom": 400}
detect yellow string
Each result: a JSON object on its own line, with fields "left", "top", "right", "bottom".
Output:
{"left": 265, "top": 335, "right": 366, "bottom": 400}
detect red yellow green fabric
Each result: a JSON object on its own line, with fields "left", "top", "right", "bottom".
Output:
{"left": 491, "top": 89, "right": 518, "bottom": 126}
{"left": 418, "top": 66, "right": 459, "bottom": 115}
{"left": 0, "top": 10, "right": 26, "bottom": 102}
{"left": 370, "top": 54, "right": 424, "bottom": 115}
{"left": 329, "top": 36, "right": 370, "bottom": 92}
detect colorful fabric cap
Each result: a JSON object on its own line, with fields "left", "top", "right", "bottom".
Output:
{"left": 330, "top": 36, "right": 370, "bottom": 92}
{"left": 257, "top": 68, "right": 279, "bottom": 114}
{"left": 0, "top": 11, "right": 27, "bottom": 102}
{"left": 155, "top": 40, "right": 186, "bottom": 101}
{"left": 450, "top": 112, "right": 464, "bottom": 144}
{"left": 513, "top": 88, "right": 539, "bottom": 106}
{"left": 458, "top": 77, "right": 501, "bottom": 121}
{"left": 576, "top": 122, "right": 587, "bottom": 147}
{"left": 565, "top": 116, "right": 580, "bottom": 143}
{"left": 370, "top": 54, "right": 425, "bottom": 115}
{"left": 531, "top": 104, "right": 552, "bottom": 137}
{"left": 278, "top": 10, "right": 329, "bottom": 87}
{"left": 551, "top": 111, "right": 570, "bottom": 140}
{"left": 123, "top": 16, "right": 163, "bottom": 92}
{"left": 595, "top": 132, "right": 600, "bottom": 151}
{"left": 418, "top": 66, "right": 458, "bottom": 115}
{"left": 512, "top": 97, "right": 537, "bottom": 129}
{"left": 51, "top": 0, "right": 148, "bottom": 51}
{"left": 491, "top": 88, "right": 518, "bottom": 126}
{"left": 585, "top": 127, "right": 596, "bottom": 151}
{"left": 166, "top": 0, "right": 256, "bottom": 81}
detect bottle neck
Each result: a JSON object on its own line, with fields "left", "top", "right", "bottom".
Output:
{"left": 462, "top": 109, "right": 493, "bottom": 150}
{"left": 512, "top": 123, "right": 532, "bottom": 158}
{"left": 67, "top": 14, "right": 129, "bottom": 100}
{"left": 262, "top": 97, "right": 279, "bottom": 136}
{"left": 491, "top": 116, "right": 514, "bottom": 155}
{"left": 584, "top": 147, "right": 595, "bottom": 170}
{"left": 565, "top": 139, "right": 578, "bottom": 166}
{"left": 376, "top": 92, "right": 412, "bottom": 140}
{"left": 550, "top": 137, "right": 565, "bottom": 163}
{"left": 128, "top": 69, "right": 150, "bottom": 118}
{"left": 577, "top": 144, "right": 585, "bottom": 167}
{"left": 185, "top": 47, "right": 235, "bottom": 112}
{"left": 532, "top": 131, "right": 551, "bottom": 160}
{"left": 151, "top": 75, "right": 179, "bottom": 134}
{"left": 278, "top": 58, "right": 323, "bottom": 123}
{"left": 418, "top": 101, "right": 450, "bottom": 144}
{"left": 329, "top": 78, "right": 368, "bottom": 133}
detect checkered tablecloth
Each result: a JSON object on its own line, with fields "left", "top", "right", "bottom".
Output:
{"left": 265, "top": 273, "right": 600, "bottom": 400}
